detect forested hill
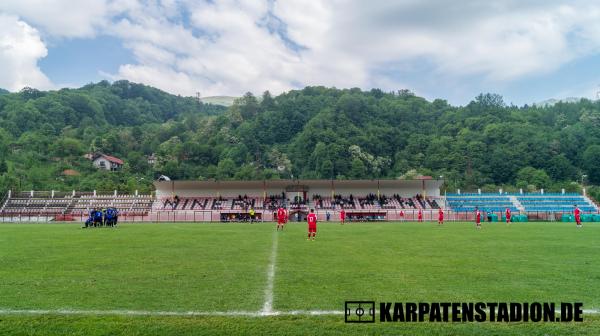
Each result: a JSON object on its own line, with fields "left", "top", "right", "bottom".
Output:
{"left": 1, "top": 83, "right": 599, "bottom": 200}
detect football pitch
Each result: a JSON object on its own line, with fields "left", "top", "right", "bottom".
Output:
{"left": 0, "top": 221, "right": 599, "bottom": 335}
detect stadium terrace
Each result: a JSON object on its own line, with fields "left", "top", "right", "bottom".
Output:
{"left": 0, "top": 179, "right": 598, "bottom": 223}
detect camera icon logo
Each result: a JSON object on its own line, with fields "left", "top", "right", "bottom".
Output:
{"left": 345, "top": 301, "right": 375, "bottom": 323}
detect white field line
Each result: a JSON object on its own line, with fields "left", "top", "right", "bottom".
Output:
{"left": 261, "top": 230, "right": 278, "bottom": 314}
{"left": 0, "top": 308, "right": 344, "bottom": 317}
{"left": 0, "top": 308, "right": 599, "bottom": 317}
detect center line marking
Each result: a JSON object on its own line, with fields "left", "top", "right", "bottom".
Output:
{"left": 261, "top": 230, "right": 278, "bottom": 315}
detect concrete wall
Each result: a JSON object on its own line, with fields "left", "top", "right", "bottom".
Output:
{"left": 93, "top": 158, "right": 111, "bottom": 171}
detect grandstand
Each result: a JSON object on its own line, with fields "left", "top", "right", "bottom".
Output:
{"left": 1, "top": 180, "right": 598, "bottom": 222}
{"left": 516, "top": 194, "right": 597, "bottom": 212}
{"left": 446, "top": 192, "right": 598, "bottom": 221}
{"left": 150, "top": 179, "right": 444, "bottom": 222}
{"left": 0, "top": 191, "right": 153, "bottom": 222}
{"left": 446, "top": 194, "right": 518, "bottom": 212}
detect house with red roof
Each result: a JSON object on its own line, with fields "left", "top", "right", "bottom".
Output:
{"left": 91, "top": 153, "right": 124, "bottom": 171}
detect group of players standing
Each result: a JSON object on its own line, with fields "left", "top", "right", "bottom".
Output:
{"left": 276, "top": 206, "right": 346, "bottom": 240}
{"left": 436, "top": 205, "right": 583, "bottom": 228}
{"left": 82, "top": 207, "right": 119, "bottom": 228}
{"left": 285, "top": 204, "right": 585, "bottom": 240}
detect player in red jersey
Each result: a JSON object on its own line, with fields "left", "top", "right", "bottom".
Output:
{"left": 276, "top": 206, "right": 287, "bottom": 231}
{"left": 438, "top": 208, "right": 444, "bottom": 225}
{"left": 574, "top": 205, "right": 582, "bottom": 228}
{"left": 505, "top": 208, "right": 511, "bottom": 225}
{"left": 417, "top": 209, "right": 423, "bottom": 222}
{"left": 399, "top": 210, "right": 404, "bottom": 222}
{"left": 307, "top": 209, "right": 317, "bottom": 240}
{"left": 475, "top": 207, "right": 482, "bottom": 229}
{"left": 340, "top": 207, "right": 346, "bottom": 225}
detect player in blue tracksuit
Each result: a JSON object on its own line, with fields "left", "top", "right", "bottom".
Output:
{"left": 105, "top": 207, "right": 118, "bottom": 227}
{"left": 83, "top": 209, "right": 94, "bottom": 228}
{"left": 93, "top": 208, "right": 103, "bottom": 227}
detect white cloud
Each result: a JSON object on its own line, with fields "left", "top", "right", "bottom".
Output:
{"left": 104, "top": 0, "right": 600, "bottom": 99}
{"left": 107, "top": 0, "right": 370, "bottom": 96}
{"left": 0, "top": 14, "right": 52, "bottom": 91}
{"left": 0, "top": 0, "right": 112, "bottom": 38}
{"left": 4, "top": 0, "right": 600, "bottom": 100}
{"left": 278, "top": 1, "right": 600, "bottom": 83}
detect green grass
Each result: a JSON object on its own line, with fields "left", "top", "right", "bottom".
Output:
{"left": 0, "top": 223, "right": 273, "bottom": 311}
{"left": 0, "top": 221, "right": 599, "bottom": 335}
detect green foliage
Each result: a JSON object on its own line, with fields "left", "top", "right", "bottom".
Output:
{"left": 587, "top": 186, "right": 600, "bottom": 203}
{"left": 516, "top": 167, "right": 551, "bottom": 191}
{"left": 0, "top": 81, "right": 225, "bottom": 192}
{"left": 1, "top": 82, "right": 600, "bottom": 192}
{"left": 582, "top": 145, "right": 600, "bottom": 184}
{"left": 0, "top": 159, "right": 7, "bottom": 175}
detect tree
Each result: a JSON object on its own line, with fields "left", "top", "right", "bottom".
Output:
{"left": 545, "top": 154, "right": 576, "bottom": 181}
{"left": 0, "top": 160, "right": 7, "bottom": 175}
{"left": 51, "top": 138, "right": 84, "bottom": 157}
{"left": 238, "top": 92, "right": 260, "bottom": 120}
{"left": 0, "top": 128, "right": 9, "bottom": 157}
{"left": 233, "top": 164, "right": 256, "bottom": 180}
{"left": 2, "top": 81, "right": 600, "bottom": 193}
{"left": 261, "top": 91, "right": 275, "bottom": 110}
{"left": 349, "top": 158, "right": 366, "bottom": 178}
{"left": 582, "top": 145, "right": 600, "bottom": 184}
{"left": 474, "top": 93, "right": 505, "bottom": 108}
{"left": 216, "top": 158, "right": 236, "bottom": 180}
{"left": 516, "top": 167, "right": 551, "bottom": 190}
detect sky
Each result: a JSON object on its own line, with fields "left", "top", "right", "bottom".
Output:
{"left": 1, "top": 0, "right": 600, "bottom": 106}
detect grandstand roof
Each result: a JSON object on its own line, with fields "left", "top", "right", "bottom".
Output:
{"left": 154, "top": 179, "right": 443, "bottom": 192}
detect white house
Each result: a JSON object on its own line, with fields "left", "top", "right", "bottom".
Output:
{"left": 92, "top": 153, "right": 124, "bottom": 171}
